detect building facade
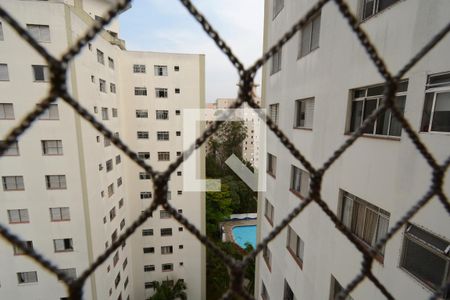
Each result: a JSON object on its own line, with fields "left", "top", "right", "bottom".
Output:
{"left": 0, "top": 0, "right": 205, "bottom": 299}
{"left": 256, "top": 0, "right": 450, "bottom": 300}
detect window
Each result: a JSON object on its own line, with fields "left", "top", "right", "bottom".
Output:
{"left": 122, "top": 257, "right": 128, "bottom": 270}
{"left": 400, "top": 224, "right": 450, "bottom": 296}
{"left": 3, "top": 176, "right": 24, "bottom": 191}
{"left": 157, "top": 131, "right": 169, "bottom": 141}
{"left": 161, "top": 246, "right": 173, "bottom": 254}
{"left": 158, "top": 152, "right": 170, "bottom": 161}
{"left": 27, "top": 24, "right": 50, "bottom": 42}
{"left": 100, "top": 107, "right": 109, "bottom": 120}
{"left": 108, "top": 57, "right": 115, "bottom": 69}
{"left": 174, "top": 66, "right": 180, "bottom": 71}
{"left": 109, "top": 207, "right": 116, "bottom": 221}
{"left": 134, "top": 87, "right": 147, "bottom": 96}
{"left": 420, "top": 72, "right": 450, "bottom": 133}
{"left": 361, "top": 0, "right": 400, "bottom": 21}
{"left": 53, "top": 238, "right": 73, "bottom": 252}
{"left": 349, "top": 81, "right": 408, "bottom": 137}
{"left": 1, "top": 141, "right": 19, "bottom": 156}
{"left": 160, "top": 210, "right": 171, "bottom": 219}
{"left": 115, "top": 155, "right": 121, "bottom": 164}
{"left": 13, "top": 241, "right": 33, "bottom": 255}
{"left": 283, "top": 280, "right": 295, "bottom": 300}
{"left": 176, "top": 131, "right": 181, "bottom": 136}
{"left": 175, "top": 110, "right": 181, "bottom": 115}
{"left": 107, "top": 183, "right": 114, "bottom": 197}
{"left": 104, "top": 138, "right": 111, "bottom": 147}
{"left": 263, "top": 246, "right": 272, "bottom": 270}
{"left": 140, "top": 192, "right": 152, "bottom": 199}
{"left": 115, "top": 273, "right": 121, "bottom": 288}
{"left": 339, "top": 190, "right": 390, "bottom": 256}
{"left": 119, "top": 198, "right": 124, "bottom": 208}
{"left": 46, "top": 175, "right": 66, "bottom": 189}
{"left": 175, "top": 88, "right": 180, "bottom": 94}
{"left": 287, "top": 226, "right": 304, "bottom": 268}
{"left": 145, "top": 282, "right": 155, "bottom": 289}
{"left": 50, "top": 207, "right": 70, "bottom": 221}
{"left": 133, "top": 64, "right": 146, "bottom": 73}
{"left": 270, "top": 50, "right": 282, "bottom": 74}
{"left": 156, "top": 110, "right": 169, "bottom": 120}
{"left": 99, "top": 79, "right": 107, "bottom": 93}
{"left": 265, "top": 199, "right": 274, "bottom": 225}
{"left": 154, "top": 65, "right": 168, "bottom": 76}
{"left": 267, "top": 153, "right": 277, "bottom": 177}
{"left": 329, "top": 275, "right": 354, "bottom": 300}
{"left": 155, "top": 88, "right": 168, "bottom": 98}
{"left": 161, "top": 228, "right": 172, "bottom": 236}
{"left": 8, "top": 209, "right": 29, "bottom": 223}
{"left": 139, "top": 172, "right": 151, "bottom": 180}
{"left": 135, "top": 109, "right": 148, "bottom": 118}
{"left": 39, "top": 104, "right": 59, "bottom": 120}
{"left": 142, "top": 229, "right": 153, "bottom": 236}
{"left": 273, "top": 0, "right": 284, "bottom": 18}
{"left": 111, "top": 230, "right": 118, "bottom": 243}
{"left": 0, "top": 103, "right": 14, "bottom": 119}
{"left": 261, "top": 281, "right": 270, "bottom": 300}
{"left": 0, "top": 22, "right": 3, "bottom": 41}
{"left": 97, "top": 49, "right": 104, "bottom": 64}
{"left": 113, "top": 251, "right": 119, "bottom": 266}
{"left": 294, "top": 98, "right": 315, "bottom": 129}
{"left": 110, "top": 83, "right": 116, "bottom": 94}
{"left": 143, "top": 247, "right": 154, "bottom": 254}
{"left": 162, "top": 263, "right": 173, "bottom": 272}
{"left": 269, "top": 103, "right": 279, "bottom": 124}
{"left": 42, "top": 140, "right": 63, "bottom": 155}
{"left": 106, "top": 159, "right": 113, "bottom": 172}
{"left": 137, "top": 131, "right": 149, "bottom": 139}
{"left": 0, "top": 64, "right": 9, "bottom": 81}
{"left": 144, "top": 265, "right": 155, "bottom": 272}
{"left": 32, "top": 65, "right": 50, "bottom": 82}
{"left": 138, "top": 152, "right": 150, "bottom": 160}
{"left": 17, "top": 271, "right": 38, "bottom": 284}
{"left": 299, "top": 13, "right": 321, "bottom": 58}
{"left": 290, "top": 166, "right": 310, "bottom": 198}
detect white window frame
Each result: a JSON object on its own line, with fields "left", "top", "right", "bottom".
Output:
{"left": 137, "top": 131, "right": 149, "bottom": 139}
{"left": 110, "top": 83, "right": 116, "bottom": 94}
{"left": 294, "top": 98, "right": 315, "bottom": 129}
{"left": 139, "top": 172, "right": 151, "bottom": 180}
{"left": 38, "top": 104, "right": 59, "bottom": 120}
{"left": 136, "top": 110, "right": 148, "bottom": 118}
{"left": 161, "top": 263, "right": 173, "bottom": 272}
{"left": 27, "top": 24, "right": 50, "bottom": 43}
{"left": 1, "top": 140, "right": 19, "bottom": 156}
{"left": 270, "top": 50, "right": 282, "bottom": 75}
{"left": 8, "top": 209, "right": 29, "bottom": 223}
{"left": 0, "top": 103, "right": 14, "bottom": 119}
{"left": 420, "top": 72, "right": 450, "bottom": 134}
{"left": 161, "top": 246, "right": 173, "bottom": 255}
{"left": 267, "top": 153, "right": 277, "bottom": 177}
{"left": 269, "top": 103, "right": 279, "bottom": 124}
{"left": 158, "top": 152, "right": 170, "bottom": 161}
{"left": 154, "top": 65, "right": 168, "bottom": 76}
{"left": 155, "top": 88, "right": 168, "bottom": 98}
{"left": 97, "top": 49, "right": 104, "bottom": 65}
{"left": 0, "top": 63, "right": 9, "bottom": 81}
{"left": 53, "top": 238, "right": 73, "bottom": 252}
{"left": 156, "top": 110, "right": 169, "bottom": 120}
{"left": 290, "top": 166, "right": 310, "bottom": 198}
{"left": 133, "top": 64, "right": 146, "bottom": 73}
{"left": 287, "top": 226, "right": 305, "bottom": 268}
{"left": 134, "top": 87, "right": 147, "bottom": 96}
{"left": 50, "top": 207, "right": 70, "bottom": 221}
{"left": 42, "top": 140, "right": 63, "bottom": 155}
{"left": 138, "top": 152, "right": 150, "bottom": 160}
{"left": 2, "top": 176, "right": 24, "bottom": 191}
{"left": 17, "top": 271, "right": 38, "bottom": 284}
{"left": 157, "top": 131, "right": 169, "bottom": 141}
{"left": 45, "top": 175, "right": 67, "bottom": 190}
{"left": 99, "top": 79, "right": 107, "bottom": 93}
{"left": 298, "top": 13, "right": 321, "bottom": 58}
{"left": 32, "top": 65, "right": 50, "bottom": 82}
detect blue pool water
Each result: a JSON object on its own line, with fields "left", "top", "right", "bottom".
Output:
{"left": 232, "top": 225, "right": 257, "bottom": 249}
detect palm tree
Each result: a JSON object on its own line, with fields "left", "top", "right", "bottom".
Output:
{"left": 148, "top": 279, "right": 187, "bottom": 300}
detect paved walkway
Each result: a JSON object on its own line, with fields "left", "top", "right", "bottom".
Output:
{"left": 220, "top": 218, "right": 257, "bottom": 244}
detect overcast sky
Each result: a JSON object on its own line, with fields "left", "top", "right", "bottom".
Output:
{"left": 119, "top": 0, "right": 264, "bottom": 103}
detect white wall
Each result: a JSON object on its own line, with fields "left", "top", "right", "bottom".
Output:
{"left": 257, "top": 0, "right": 450, "bottom": 299}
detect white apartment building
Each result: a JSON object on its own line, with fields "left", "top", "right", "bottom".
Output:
{"left": 205, "top": 97, "right": 261, "bottom": 167}
{"left": 256, "top": 1, "right": 450, "bottom": 300}
{"left": 0, "top": 1, "right": 205, "bottom": 299}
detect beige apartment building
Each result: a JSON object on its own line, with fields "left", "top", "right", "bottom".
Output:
{"left": 0, "top": 0, "right": 205, "bottom": 299}
{"left": 256, "top": 0, "right": 450, "bottom": 300}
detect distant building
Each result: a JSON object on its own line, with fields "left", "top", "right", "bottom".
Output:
{"left": 206, "top": 96, "right": 261, "bottom": 167}
{"left": 256, "top": 0, "right": 450, "bottom": 300}
{"left": 0, "top": 0, "right": 205, "bottom": 299}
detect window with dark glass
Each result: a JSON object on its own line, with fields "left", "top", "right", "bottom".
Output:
{"left": 329, "top": 275, "right": 354, "bottom": 300}
{"left": 420, "top": 72, "right": 450, "bottom": 133}
{"left": 290, "top": 166, "right": 310, "bottom": 198}
{"left": 294, "top": 98, "right": 315, "bottom": 129}
{"left": 400, "top": 224, "right": 450, "bottom": 298}
{"left": 361, "top": 0, "right": 400, "bottom": 21}
{"left": 299, "top": 13, "right": 321, "bottom": 58}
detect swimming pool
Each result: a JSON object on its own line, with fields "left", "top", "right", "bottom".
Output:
{"left": 232, "top": 225, "right": 257, "bottom": 249}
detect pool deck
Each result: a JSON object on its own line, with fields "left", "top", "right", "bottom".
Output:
{"left": 220, "top": 218, "right": 257, "bottom": 245}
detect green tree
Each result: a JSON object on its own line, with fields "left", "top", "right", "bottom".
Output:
{"left": 148, "top": 279, "right": 187, "bottom": 300}
{"left": 206, "top": 182, "right": 234, "bottom": 238}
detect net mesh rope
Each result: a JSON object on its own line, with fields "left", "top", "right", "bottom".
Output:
{"left": 0, "top": 0, "right": 449, "bottom": 299}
